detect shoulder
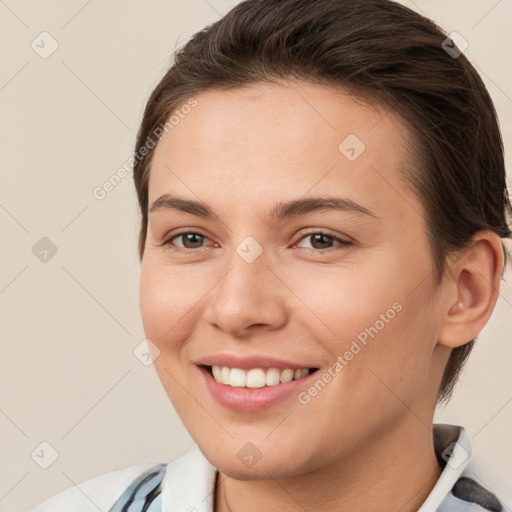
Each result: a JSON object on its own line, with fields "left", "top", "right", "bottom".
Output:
{"left": 30, "top": 461, "right": 163, "bottom": 512}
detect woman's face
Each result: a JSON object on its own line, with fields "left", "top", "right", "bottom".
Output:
{"left": 139, "top": 80, "right": 451, "bottom": 477}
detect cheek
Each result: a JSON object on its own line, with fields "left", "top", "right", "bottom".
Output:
{"left": 139, "top": 263, "right": 198, "bottom": 354}
{"left": 139, "top": 267, "right": 169, "bottom": 341}
{"left": 279, "top": 256, "right": 403, "bottom": 343}
{"left": 334, "top": 289, "right": 436, "bottom": 414}
{"left": 285, "top": 257, "right": 435, "bottom": 405}
{"left": 139, "top": 263, "right": 203, "bottom": 410}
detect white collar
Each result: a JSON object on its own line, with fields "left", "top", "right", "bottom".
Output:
{"left": 161, "top": 442, "right": 217, "bottom": 512}
{"left": 161, "top": 423, "right": 472, "bottom": 512}
{"left": 418, "top": 423, "right": 472, "bottom": 511}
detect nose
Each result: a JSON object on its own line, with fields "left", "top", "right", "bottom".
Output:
{"left": 203, "top": 249, "right": 288, "bottom": 337}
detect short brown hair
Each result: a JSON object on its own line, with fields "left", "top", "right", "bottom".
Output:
{"left": 132, "top": 0, "right": 511, "bottom": 405}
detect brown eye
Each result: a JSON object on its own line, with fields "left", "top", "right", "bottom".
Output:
{"left": 308, "top": 233, "right": 336, "bottom": 249}
{"left": 164, "top": 231, "right": 216, "bottom": 253}
{"left": 296, "top": 232, "right": 351, "bottom": 252}
{"left": 174, "top": 232, "right": 206, "bottom": 249}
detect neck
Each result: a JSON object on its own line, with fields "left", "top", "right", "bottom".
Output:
{"left": 214, "top": 418, "right": 444, "bottom": 512}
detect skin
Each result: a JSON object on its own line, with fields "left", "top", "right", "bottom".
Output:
{"left": 139, "top": 80, "right": 504, "bottom": 512}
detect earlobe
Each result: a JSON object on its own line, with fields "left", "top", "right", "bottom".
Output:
{"left": 438, "top": 231, "right": 504, "bottom": 349}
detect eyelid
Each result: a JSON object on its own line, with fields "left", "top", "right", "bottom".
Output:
{"left": 295, "top": 228, "right": 352, "bottom": 243}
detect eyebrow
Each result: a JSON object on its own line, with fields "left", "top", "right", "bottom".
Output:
{"left": 149, "top": 194, "right": 379, "bottom": 221}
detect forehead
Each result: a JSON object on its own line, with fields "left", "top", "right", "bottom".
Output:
{"left": 148, "top": 80, "right": 424, "bottom": 226}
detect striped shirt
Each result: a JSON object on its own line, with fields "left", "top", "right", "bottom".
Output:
{"left": 31, "top": 423, "right": 511, "bottom": 511}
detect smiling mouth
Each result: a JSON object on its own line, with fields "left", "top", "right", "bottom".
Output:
{"left": 200, "top": 364, "right": 319, "bottom": 388}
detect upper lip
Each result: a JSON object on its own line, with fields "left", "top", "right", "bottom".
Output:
{"left": 196, "top": 353, "right": 319, "bottom": 371}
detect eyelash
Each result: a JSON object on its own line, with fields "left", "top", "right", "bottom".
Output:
{"left": 162, "top": 230, "right": 352, "bottom": 255}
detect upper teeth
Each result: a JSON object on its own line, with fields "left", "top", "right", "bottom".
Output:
{"left": 211, "top": 366, "right": 311, "bottom": 388}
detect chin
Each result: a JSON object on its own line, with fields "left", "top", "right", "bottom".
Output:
{"left": 214, "top": 458, "right": 303, "bottom": 480}
{"left": 200, "top": 440, "right": 313, "bottom": 480}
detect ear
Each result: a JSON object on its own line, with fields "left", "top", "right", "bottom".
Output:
{"left": 438, "top": 231, "right": 505, "bottom": 349}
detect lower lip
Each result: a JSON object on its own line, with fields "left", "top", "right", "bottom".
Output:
{"left": 197, "top": 365, "right": 319, "bottom": 412}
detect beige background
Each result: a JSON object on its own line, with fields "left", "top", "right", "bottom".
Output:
{"left": 0, "top": 1, "right": 511, "bottom": 510}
